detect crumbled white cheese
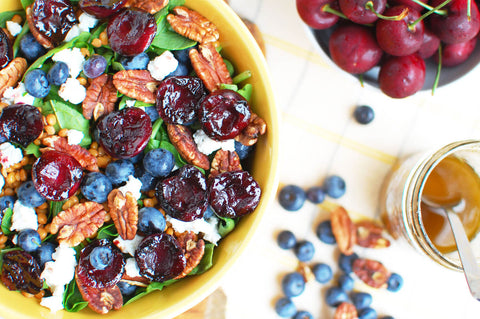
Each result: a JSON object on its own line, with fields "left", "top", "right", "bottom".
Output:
{"left": 0, "top": 142, "right": 23, "bottom": 169}
{"left": 125, "top": 257, "right": 141, "bottom": 278}
{"left": 59, "top": 78, "right": 87, "bottom": 104}
{"left": 125, "top": 99, "right": 136, "bottom": 108}
{"left": 147, "top": 51, "right": 178, "bottom": 81}
{"left": 52, "top": 47, "right": 85, "bottom": 78}
{"left": 78, "top": 13, "right": 98, "bottom": 32}
{"left": 66, "top": 129, "right": 84, "bottom": 145}
{"left": 10, "top": 200, "right": 38, "bottom": 232}
{"left": 1, "top": 83, "right": 36, "bottom": 105}
{"left": 193, "top": 129, "right": 235, "bottom": 155}
{"left": 166, "top": 215, "right": 221, "bottom": 245}
{"left": 117, "top": 175, "right": 142, "bottom": 200}
{"left": 6, "top": 21, "right": 22, "bottom": 37}
{"left": 114, "top": 234, "right": 144, "bottom": 256}
{"left": 40, "top": 244, "right": 77, "bottom": 313}
{"left": 64, "top": 25, "right": 80, "bottom": 43}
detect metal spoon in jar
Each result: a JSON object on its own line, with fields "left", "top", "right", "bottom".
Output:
{"left": 421, "top": 196, "right": 480, "bottom": 301}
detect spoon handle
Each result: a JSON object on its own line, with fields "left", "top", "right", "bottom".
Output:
{"left": 446, "top": 208, "right": 480, "bottom": 300}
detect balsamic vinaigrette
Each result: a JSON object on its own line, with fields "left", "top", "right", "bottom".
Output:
{"left": 421, "top": 156, "right": 480, "bottom": 254}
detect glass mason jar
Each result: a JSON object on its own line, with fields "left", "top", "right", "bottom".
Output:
{"left": 380, "top": 140, "right": 480, "bottom": 271}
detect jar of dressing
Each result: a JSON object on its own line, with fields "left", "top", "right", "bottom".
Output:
{"left": 380, "top": 140, "right": 480, "bottom": 270}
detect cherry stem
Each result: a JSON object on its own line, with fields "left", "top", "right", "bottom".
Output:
{"left": 432, "top": 44, "right": 442, "bottom": 95}
{"left": 468, "top": 0, "right": 472, "bottom": 20}
{"left": 409, "top": 0, "right": 447, "bottom": 15}
{"left": 365, "top": 1, "right": 409, "bottom": 20}
{"left": 322, "top": 4, "right": 348, "bottom": 19}
{"left": 410, "top": 0, "right": 452, "bottom": 29}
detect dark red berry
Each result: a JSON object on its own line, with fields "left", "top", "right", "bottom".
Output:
{"left": 156, "top": 76, "right": 207, "bottom": 125}
{"left": 76, "top": 239, "right": 125, "bottom": 289}
{"left": 296, "top": 0, "right": 340, "bottom": 30}
{"left": 417, "top": 28, "right": 441, "bottom": 59}
{"left": 155, "top": 165, "right": 208, "bottom": 222}
{"left": 96, "top": 107, "right": 152, "bottom": 159}
{"left": 32, "top": 150, "right": 83, "bottom": 201}
{"left": 339, "top": 0, "right": 386, "bottom": 24}
{"left": 30, "top": 0, "right": 77, "bottom": 46}
{"left": 389, "top": 0, "right": 424, "bottom": 11}
{"left": 107, "top": 8, "right": 157, "bottom": 56}
{"left": 1, "top": 251, "right": 43, "bottom": 295}
{"left": 199, "top": 89, "right": 251, "bottom": 141}
{"left": 0, "top": 28, "right": 13, "bottom": 70}
{"left": 0, "top": 104, "right": 44, "bottom": 148}
{"left": 209, "top": 170, "right": 261, "bottom": 219}
{"left": 79, "top": 0, "right": 128, "bottom": 18}
{"left": 435, "top": 37, "right": 478, "bottom": 67}
{"left": 135, "top": 233, "right": 186, "bottom": 282}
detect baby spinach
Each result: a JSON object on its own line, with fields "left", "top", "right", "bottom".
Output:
{"left": 0, "top": 208, "right": 13, "bottom": 235}
{"left": 20, "top": 0, "right": 34, "bottom": 10}
{"left": 96, "top": 223, "right": 118, "bottom": 240}
{"left": 188, "top": 243, "right": 214, "bottom": 275}
{"left": 63, "top": 280, "right": 88, "bottom": 312}
{"left": 218, "top": 217, "right": 236, "bottom": 237}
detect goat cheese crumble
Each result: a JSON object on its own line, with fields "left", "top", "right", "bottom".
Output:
{"left": 114, "top": 234, "right": 144, "bottom": 256}
{"left": 52, "top": 47, "right": 85, "bottom": 78}
{"left": 59, "top": 78, "right": 87, "bottom": 104}
{"left": 1, "top": 83, "right": 36, "bottom": 106}
{"left": 125, "top": 257, "right": 141, "bottom": 278}
{"left": 166, "top": 215, "right": 221, "bottom": 245}
{"left": 118, "top": 175, "right": 142, "bottom": 200}
{"left": 10, "top": 200, "right": 38, "bottom": 232}
{"left": 66, "top": 129, "right": 84, "bottom": 145}
{"left": 193, "top": 129, "right": 235, "bottom": 155}
{"left": 148, "top": 51, "right": 178, "bottom": 81}
{"left": 6, "top": 21, "right": 22, "bottom": 37}
{"left": 0, "top": 142, "right": 23, "bottom": 169}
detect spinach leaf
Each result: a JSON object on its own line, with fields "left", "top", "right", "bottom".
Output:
{"left": 24, "top": 143, "right": 41, "bottom": 157}
{"left": 188, "top": 243, "right": 214, "bottom": 276}
{"left": 237, "top": 83, "right": 253, "bottom": 101}
{"left": 0, "top": 10, "right": 25, "bottom": 28}
{"left": 49, "top": 99, "right": 92, "bottom": 147}
{"left": 63, "top": 280, "right": 88, "bottom": 312}
{"left": 1, "top": 208, "right": 13, "bottom": 235}
{"left": 218, "top": 217, "right": 236, "bottom": 237}
{"left": 12, "top": 22, "right": 29, "bottom": 57}
{"left": 96, "top": 223, "right": 118, "bottom": 240}
{"left": 124, "top": 279, "right": 178, "bottom": 305}
{"left": 49, "top": 201, "right": 65, "bottom": 218}
{"left": 20, "top": 0, "right": 34, "bottom": 10}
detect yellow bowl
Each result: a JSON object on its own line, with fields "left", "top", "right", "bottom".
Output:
{"left": 0, "top": 0, "right": 279, "bottom": 318}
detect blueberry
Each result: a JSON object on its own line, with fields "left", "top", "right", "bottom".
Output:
{"left": 293, "top": 310, "right": 313, "bottom": 319}
{"left": 274, "top": 297, "right": 296, "bottom": 318}
{"left": 24, "top": 69, "right": 50, "bottom": 98}
{"left": 134, "top": 166, "right": 157, "bottom": 192}
{"left": 338, "top": 252, "right": 359, "bottom": 274}
{"left": 144, "top": 106, "right": 159, "bottom": 122}
{"left": 128, "top": 151, "right": 144, "bottom": 164}
{"left": 105, "top": 159, "right": 135, "bottom": 185}
{"left": 83, "top": 54, "right": 107, "bottom": 78}
{"left": 338, "top": 273, "right": 354, "bottom": 292}
{"left": 315, "top": 220, "right": 336, "bottom": 245}
{"left": 138, "top": 207, "right": 166, "bottom": 235}
{"left": 143, "top": 148, "right": 175, "bottom": 177}
{"left": 203, "top": 206, "right": 215, "bottom": 219}
{"left": 358, "top": 307, "right": 377, "bottom": 319}
{"left": 234, "top": 140, "right": 253, "bottom": 160}
{"left": 120, "top": 52, "right": 150, "bottom": 70}
{"left": 17, "top": 229, "right": 41, "bottom": 252}
{"left": 311, "top": 262, "right": 332, "bottom": 284}
{"left": 17, "top": 181, "right": 46, "bottom": 207}
{"left": 47, "top": 61, "right": 69, "bottom": 86}
{"left": 278, "top": 185, "right": 306, "bottom": 211}
{"left": 117, "top": 281, "right": 137, "bottom": 296}
{"left": 80, "top": 172, "right": 113, "bottom": 203}
{"left": 19, "top": 33, "right": 46, "bottom": 62}
{"left": 351, "top": 292, "right": 373, "bottom": 310}
{"left": 294, "top": 240, "right": 314, "bottom": 262}
{"left": 0, "top": 195, "right": 15, "bottom": 212}
{"left": 89, "top": 246, "right": 113, "bottom": 270}
{"left": 281, "top": 272, "right": 305, "bottom": 297}
{"left": 172, "top": 48, "right": 192, "bottom": 63}
{"left": 168, "top": 63, "right": 190, "bottom": 77}
{"left": 387, "top": 273, "right": 403, "bottom": 292}
{"left": 354, "top": 105, "right": 375, "bottom": 125}
{"left": 323, "top": 175, "right": 346, "bottom": 199}
{"left": 277, "top": 230, "right": 296, "bottom": 249}
{"left": 33, "top": 241, "right": 57, "bottom": 270}
{"left": 306, "top": 186, "right": 325, "bottom": 204}
{"left": 325, "top": 286, "right": 349, "bottom": 307}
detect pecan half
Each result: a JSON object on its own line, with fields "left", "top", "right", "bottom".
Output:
{"left": 82, "top": 74, "right": 117, "bottom": 120}
{"left": 331, "top": 206, "right": 357, "bottom": 256}
{"left": 42, "top": 135, "right": 99, "bottom": 172}
{"left": 334, "top": 302, "right": 358, "bottom": 319}
{"left": 76, "top": 271, "right": 123, "bottom": 314}
{"left": 167, "top": 6, "right": 219, "bottom": 44}
{"left": 107, "top": 189, "right": 138, "bottom": 240}
{"left": 210, "top": 149, "right": 242, "bottom": 179}
{"left": 113, "top": 70, "right": 159, "bottom": 104}
{"left": 235, "top": 113, "right": 267, "bottom": 146}
{"left": 0, "top": 58, "right": 27, "bottom": 96}
{"left": 174, "top": 231, "right": 205, "bottom": 279}
{"left": 353, "top": 258, "right": 390, "bottom": 289}
{"left": 50, "top": 202, "right": 106, "bottom": 247}
{"left": 126, "top": 0, "right": 169, "bottom": 14}
{"left": 189, "top": 43, "right": 232, "bottom": 92}
{"left": 297, "top": 262, "right": 315, "bottom": 283}
{"left": 355, "top": 220, "right": 391, "bottom": 249}
{"left": 25, "top": 6, "right": 53, "bottom": 48}
{"left": 167, "top": 124, "right": 210, "bottom": 170}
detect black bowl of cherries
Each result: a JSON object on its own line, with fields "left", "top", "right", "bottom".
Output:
{"left": 297, "top": 0, "right": 480, "bottom": 98}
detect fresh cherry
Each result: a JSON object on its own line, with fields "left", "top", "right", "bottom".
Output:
{"left": 0, "top": 28, "right": 12, "bottom": 70}
{"left": 434, "top": 37, "right": 478, "bottom": 67}
{"left": 378, "top": 54, "right": 426, "bottom": 98}
{"left": 0, "top": 104, "right": 44, "bottom": 148}
{"left": 417, "top": 27, "right": 441, "bottom": 59}
{"left": 339, "top": 0, "right": 386, "bottom": 24}
{"left": 79, "top": 0, "right": 128, "bottom": 18}
{"left": 389, "top": 0, "right": 425, "bottom": 11}
{"left": 296, "top": 0, "right": 340, "bottom": 30}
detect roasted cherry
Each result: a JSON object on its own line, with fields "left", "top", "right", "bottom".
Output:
{"left": 32, "top": 150, "right": 83, "bottom": 201}
{"left": 107, "top": 8, "right": 157, "bottom": 56}
{"left": 1, "top": 251, "right": 43, "bottom": 295}
{"left": 76, "top": 239, "right": 125, "bottom": 289}
{"left": 135, "top": 233, "right": 186, "bottom": 282}
{"left": 199, "top": 89, "right": 251, "bottom": 141}
{"left": 155, "top": 165, "right": 208, "bottom": 222}
{"left": 0, "top": 28, "right": 12, "bottom": 70}
{"left": 96, "top": 107, "right": 152, "bottom": 159}
{"left": 0, "top": 104, "right": 44, "bottom": 148}
{"left": 30, "top": 0, "right": 77, "bottom": 47}
{"left": 156, "top": 76, "right": 207, "bottom": 125}
{"left": 79, "top": 0, "right": 128, "bottom": 18}
{"left": 209, "top": 170, "right": 261, "bottom": 219}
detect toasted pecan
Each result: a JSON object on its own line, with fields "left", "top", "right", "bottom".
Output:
{"left": 189, "top": 43, "right": 232, "bottom": 92}
{"left": 331, "top": 206, "right": 357, "bottom": 256}
{"left": 82, "top": 74, "right": 118, "bottom": 120}
{"left": 167, "top": 6, "right": 219, "bottom": 44}
{"left": 113, "top": 70, "right": 159, "bottom": 104}
{"left": 42, "top": 135, "right": 99, "bottom": 172}
{"left": 167, "top": 124, "right": 210, "bottom": 170}
{"left": 234, "top": 113, "right": 267, "bottom": 147}
{"left": 0, "top": 58, "right": 27, "bottom": 96}
{"left": 210, "top": 149, "right": 242, "bottom": 179}
{"left": 107, "top": 189, "right": 138, "bottom": 240}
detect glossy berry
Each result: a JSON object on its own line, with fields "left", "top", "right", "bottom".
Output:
{"left": 24, "top": 69, "right": 51, "bottom": 98}
{"left": 278, "top": 185, "right": 306, "bottom": 211}
{"left": 138, "top": 207, "right": 166, "bottom": 235}
{"left": 0, "top": 195, "right": 15, "bottom": 212}
{"left": 203, "top": 206, "right": 215, "bottom": 219}
{"left": 339, "top": 0, "right": 385, "bottom": 24}
{"left": 354, "top": 105, "right": 375, "bottom": 124}
{"left": 311, "top": 262, "right": 333, "bottom": 283}
{"left": 338, "top": 252, "right": 359, "bottom": 274}
{"left": 120, "top": 52, "right": 150, "bottom": 70}
{"left": 358, "top": 307, "right": 378, "bottom": 319}
{"left": 338, "top": 273, "right": 354, "bottom": 292}
{"left": 325, "top": 286, "right": 349, "bottom": 307}
{"left": 1, "top": 250, "right": 43, "bottom": 295}
{"left": 117, "top": 281, "right": 136, "bottom": 296}
{"left": 47, "top": 61, "right": 69, "bottom": 85}
{"left": 17, "top": 229, "right": 41, "bottom": 253}
{"left": 323, "top": 175, "right": 346, "bottom": 199}
{"left": 83, "top": 55, "right": 107, "bottom": 78}
{"left": 234, "top": 140, "right": 253, "bottom": 160}
{"left": 17, "top": 181, "right": 46, "bottom": 208}
{"left": 0, "top": 104, "right": 44, "bottom": 148}
{"left": 351, "top": 292, "right": 373, "bottom": 310}
{"left": 316, "top": 220, "right": 336, "bottom": 244}
{"left": 19, "top": 33, "right": 46, "bottom": 62}
{"left": 274, "top": 297, "right": 296, "bottom": 318}
{"left": 134, "top": 166, "right": 157, "bottom": 192}
{"left": 80, "top": 172, "right": 113, "bottom": 203}
{"left": 282, "top": 272, "right": 305, "bottom": 297}
{"left": 293, "top": 310, "right": 313, "bottom": 319}
{"left": 79, "top": 0, "right": 128, "bottom": 18}
{"left": 306, "top": 186, "right": 325, "bottom": 204}
{"left": 296, "top": 0, "right": 339, "bottom": 30}
{"left": 144, "top": 106, "right": 159, "bottom": 122}
{"left": 0, "top": 29, "right": 13, "bottom": 70}
{"left": 387, "top": 273, "right": 403, "bottom": 292}
{"left": 294, "top": 240, "right": 315, "bottom": 262}
{"left": 105, "top": 159, "right": 135, "bottom": 185}
{"left": 277, "top": 230, "right": 297, "bottom": 249}
{"left": 143, "top": 148, "right": 175, "bottom": 177}
{"left": 33, "top": 241, "right": 56, "bottom": 270}
{"left": 89, "top": 246, "right": 113, "bottom": 270}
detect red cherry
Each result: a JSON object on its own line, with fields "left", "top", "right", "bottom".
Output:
{"left": 389, "top": 0, "right": 424, "bottom": 11}
{"left": 0, "top": 28, "right": 12, "bottom": 70}
{"left": 378, "top": 54, "right": 426, "bottom": 98}
{"left": 338, "top": 0, "right": 386, "bottom": 24}
{"left": 79, "top": 0, "right": 127, "bottom": 18}
{"left": 417, "top": 28, "right": 441, "bottom": 59}
{"left": 435, "top": 37, "right": 478, "bottom": 67}
{"left": 296, "top": 0, "right": 340, "bottom": 30}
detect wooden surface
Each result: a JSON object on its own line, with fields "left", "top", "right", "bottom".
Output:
{"left": 174, "top": 289, "right": 226, "bottom": 319}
